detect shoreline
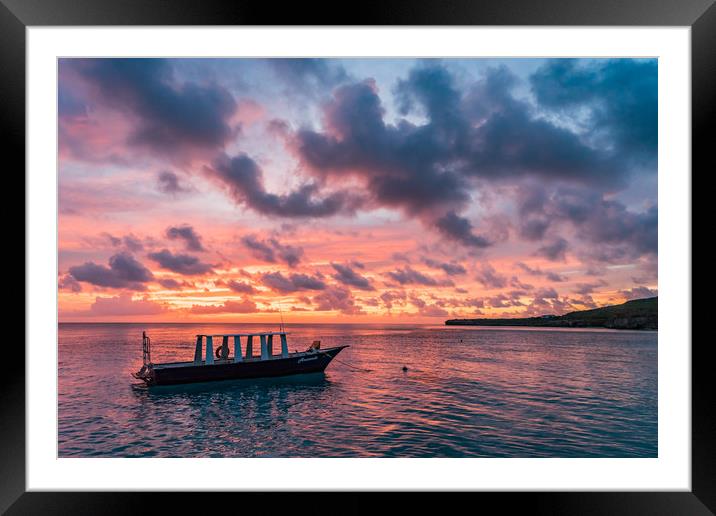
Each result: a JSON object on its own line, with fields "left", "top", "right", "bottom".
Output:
{"left": 445, "top": 296, "right": 658, "bottom": 331}
{"left": 444, "top": 320, "right": 657, "bottom": 331}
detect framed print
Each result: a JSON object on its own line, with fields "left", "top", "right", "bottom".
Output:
{"left": 5, "top": 0, "right": 712, "bottom": 513}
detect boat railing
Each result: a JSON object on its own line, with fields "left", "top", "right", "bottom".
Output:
{"left": 193, "top": 332, "right": 291, "bottom": 364}
{"left": 142, "top": 331, "right": 151, "bottom": 365}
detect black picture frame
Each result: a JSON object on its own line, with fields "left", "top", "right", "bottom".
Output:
{"left": 4, "top": 0, "right": 711, "bottom": 513}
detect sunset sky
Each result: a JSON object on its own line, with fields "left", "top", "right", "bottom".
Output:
{"left": 58, "top": 58, "right": 657, "bottom": 323}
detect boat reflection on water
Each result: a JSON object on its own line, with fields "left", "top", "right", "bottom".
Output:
{"left": 128, "top": 371, "right": 338, "bottom": 452}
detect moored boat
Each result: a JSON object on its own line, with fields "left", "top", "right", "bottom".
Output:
{"left": 133, "top": 331, "right": 348, "bottom": 386}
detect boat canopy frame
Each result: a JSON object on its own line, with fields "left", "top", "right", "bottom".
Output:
{"left": 193, "top": 332, "right": 290, "bottom": 364}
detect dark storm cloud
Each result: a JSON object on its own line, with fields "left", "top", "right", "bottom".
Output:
{"left": 147, "top": 249, "right": 213, "bottom": 275}
{"left": 291, "top": 62, "right": 642, "bottom": 247}
{"left": 509, "top": 276, "right": 534, "bottom": 291}
{"left": 385, "top": 266, "right": 452, "bottom": 287}
{"left": 158, "top": 278, "right": 183, "bottom": 289}
{"left": 573, "top": 295, "right": 598, "bottom": 309}
{"left": 103, "top": 232, "right": 144, "bottom": 252}
{"left": 166, "top": 225, "right": 205, "bottom": 252}
{"left": 240, "top": 234, "right": 304, "bottom": 267}
{"left": 312, "top": 285, "right": 362, "bottom": 314}
{"left": 103, "top": 233, "right": 122, "bottom": 247}
{"left": 123, "top": 235, "right": 144, "bottom": 252}
{"left": 226, "top": 279, "right": 256, "bottom": 294}
{"left": 586, "top": 204, "right": 657, "bottom": 257}
{"left": 573, "top": 280, "right": 607, "bottom": 295}
{"left": 535, "top": 237, "right": 569, "bottom": 262}
{"left": 519, "top": 217, "right": 550, "bottom": 241}
{"left": 515, "top": 262, "right": 566, "bottom": 282}
{"left": 59, "top": 274, "right": 82, "bottom": 292}
{"left": 434, "top": 212, "right": 491, "bottom": 248}
{"left": 294, "top": 77, "right": 472, "bottom": 217}
{"left": 486, "top": 293, "right": 523, "bottom": 309}
{"left": 380, "top": 290, "right": 407, "bottom": 309}
{"left": 461, "top": 67, "right": 620, "bottom": 185}
{"left": 522, "top": 293, "right": 580, "bottom": 316}
{"left": 268, "top": 58, "right": 349, "bottom": 95}
{"left": 68, "top": 58, "right": 237, "bottom": 154}
{"left": 157, "top": 170, "right": 191, "bottom": 195}
{"left": 514, "top": 184, "right": 553, "bottom": 241}
{"left": 267, "top": 119, "right": 291, "bottom": 137}
{"left": 516, "top": 184, "right": 657, "bottom": 261}
{"left": 406, "top": 63, "right": 624, "bottom": 185}
{"left": 551, "top": 190, "right": 657, "bottom": 259}
{"left": 524, "top": 295, "right": 577, "bottom": 316}
{"left": 620, "top": 286, "right": 657, "bottom": 300}
{"left": 240, "top": 234, "right": 275, "bottom": 262}
{"left": 331, "top": 263, "right": 374, "bottom": 291}
{"left": 545, "top": 271, "right": 566, "bottom": 282}
{"left": 409, "top": 295, "right": 426, "bottom": 309}
{"left": 533, "top": 287, "right": 560, "bottom": 300}
{"left": 260, "top": 271, "right": 327, "bottom": 293}
{"left": 475, "top": 264, "right": 508, "bottom": 289}
{"left": 630, "top": 255, "right": 658, "bottom": 284}
{"left": 422, "top": 258, "right": 467, "bottom": 276}
{"left": 208, "top": 153, "right": 361, "bottom": 218}
{"left": 530, "top": 59, "right": 657, "bottom": 163}
{"left": 69, "top": 252, "right": 154, "bottom": 290}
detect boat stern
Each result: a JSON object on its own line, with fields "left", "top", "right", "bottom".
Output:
{"left": 132, "top": 364, "right": 155, "bottom": 385}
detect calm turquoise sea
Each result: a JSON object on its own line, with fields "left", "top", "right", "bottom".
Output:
{"left": 58, "top": 323, "right": 657, "bottom": 457}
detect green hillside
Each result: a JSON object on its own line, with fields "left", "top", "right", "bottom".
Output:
{"left": 445, "top": 297, "right": 657, "bottom": 330}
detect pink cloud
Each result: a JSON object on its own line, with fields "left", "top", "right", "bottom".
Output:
{"left": 88, "top": 293, "right": 166, "bottom": 316}
{"left": 189, "top": 298, "right": 258, "bottom": 314}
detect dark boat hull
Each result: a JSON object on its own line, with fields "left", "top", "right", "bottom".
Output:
{"left": 143, "top": 346, "right": 347, "bottom": 386}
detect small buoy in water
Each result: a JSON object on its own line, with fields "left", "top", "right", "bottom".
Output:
{"left": 402, "top": 365, "right": 408, "bottom": 372}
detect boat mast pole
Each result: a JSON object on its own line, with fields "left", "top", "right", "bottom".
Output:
{"left": 142, "top": 331, "right": 151, "bottom": 365}
{"left": 278, "top": 297, "right": 286, "bottom": 333}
